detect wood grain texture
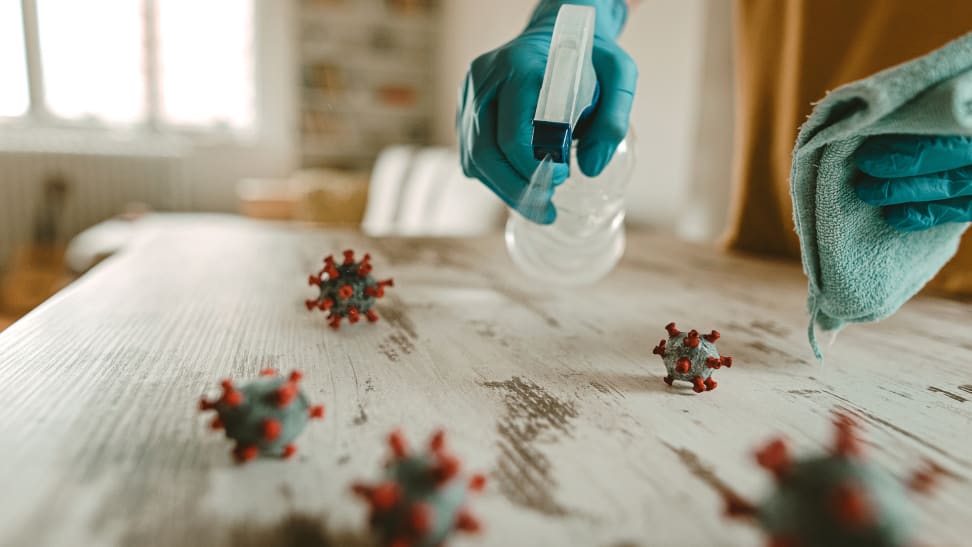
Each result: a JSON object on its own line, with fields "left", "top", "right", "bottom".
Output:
{"left": 1, "top": 214, "right": 970, "bottom": 547}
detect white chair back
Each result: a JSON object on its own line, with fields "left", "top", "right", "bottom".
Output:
{"left": 362, "top": 146, "right": 504, "bottom": 236}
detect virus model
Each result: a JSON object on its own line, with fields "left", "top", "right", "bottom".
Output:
{"left": 726, "top": 412, "right": 941, "bottom": 547}
{"left": 306, "top": 249, "right": 394, "bottom": 329}
{"left": 652, "top": 322, "right": 733, "bottom": 393}
{"left": 352, "top": 430, "right": 486, "bottom": 547}
{"left": 199, "top": 369, "right": 324, "bottom": 462}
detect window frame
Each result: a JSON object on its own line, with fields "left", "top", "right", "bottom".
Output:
{"left": 2, "top": 0, "right": 262, "bottom": 146}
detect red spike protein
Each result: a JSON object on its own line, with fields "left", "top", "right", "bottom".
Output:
{"left": 725, "top": 412, "right": 940, "bottom": 547}
{"left": 199, "top": 369, "right": 324, "bottom": 462}
{"left": 352, "top": 430, "right": 486, "bottom": 547}
{"left": 652, "top": 322, "right": 733, "bottom": 393}
{"left": 306, "top": 249, "right": 394, "bottom": 329}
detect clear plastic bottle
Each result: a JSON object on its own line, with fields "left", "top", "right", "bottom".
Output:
{"left": 505, "top": 133, "right": 635, "bottom": 286}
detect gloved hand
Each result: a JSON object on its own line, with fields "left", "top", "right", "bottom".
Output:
{"left": 457, "top": 0, "right": 638, "bottom": 224}
{"left": 853, "top": 134, "right": 972, "bottom": 231}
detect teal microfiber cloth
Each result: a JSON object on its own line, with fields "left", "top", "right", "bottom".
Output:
{"left": 791, "top": 32, "right": 972, "bottom": 359}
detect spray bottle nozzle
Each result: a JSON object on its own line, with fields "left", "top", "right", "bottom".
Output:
{"left": 531, "top": 4, "right": 597, "bottom": 165}
{"left": 532, "top": 122, "right": 571, "bottom": 163}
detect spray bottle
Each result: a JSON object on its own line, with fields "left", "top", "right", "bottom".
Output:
{"left": 505, "top": 4, "right": 634, "bottom": 287}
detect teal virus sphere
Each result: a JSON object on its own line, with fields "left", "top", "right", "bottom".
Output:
{"left": 652, "top": 322, "right": 733, "bottom": 393}
{"left": 199, "top": 369, "right": 325, "bottom": 462}
{"left": 352, "top": 430, "right": 486, "bottom": 547}
{"left": 305, "top": 249, "right": 394, "bottom": 329}
{"left": 727, "top": 413, "right": 939, "bottom": 547}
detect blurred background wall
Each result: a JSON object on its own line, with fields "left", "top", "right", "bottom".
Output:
{"left": 0, "top": 0, "right": 733, "bottom": 327}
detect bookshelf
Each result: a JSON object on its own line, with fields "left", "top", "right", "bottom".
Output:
{"left": 299, "top": 0, "right": 440, "bottom": 170}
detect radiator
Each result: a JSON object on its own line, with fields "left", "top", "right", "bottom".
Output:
{"left": 0, "top": 149, "right": 186, "bottom": 267}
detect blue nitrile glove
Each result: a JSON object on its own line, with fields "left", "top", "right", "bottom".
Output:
{"left": 854, "top": 135, "right": 972, "bottom": 231}
{"left": 457, "top": 0, "right": 638, "bottom": 224}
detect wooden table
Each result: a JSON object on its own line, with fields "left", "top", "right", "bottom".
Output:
{"left": 1, "top": 214, "right": 970, "bottom": 547}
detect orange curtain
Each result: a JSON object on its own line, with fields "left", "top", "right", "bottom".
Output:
{"left": 726, "top": 0, "right": 972, "bottom": 296}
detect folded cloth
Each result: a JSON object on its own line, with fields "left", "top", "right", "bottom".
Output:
{"left": 791, "top": 32, "right": 972, "bottom": 359}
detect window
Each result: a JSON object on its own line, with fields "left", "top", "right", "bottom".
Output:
{"left": 2, "top": 0, "right": 254, "bottom": 132}
{"left": 157, "top": 0, "right": 254, "bottom": 129}
{"left": 0, "top": 1, "right": 29, "bottom": 117}
{"left": 37, "top": 0, "right": 147, "bottom": 124}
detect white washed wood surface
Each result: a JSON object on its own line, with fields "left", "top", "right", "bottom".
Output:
{"left": 0, "top": 214, "right": 970, "bottom": 547}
